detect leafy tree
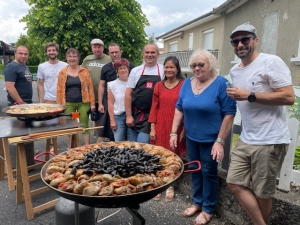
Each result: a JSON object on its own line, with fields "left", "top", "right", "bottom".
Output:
{"left": 21, "top": 0, "right": 149, "bottom": 64}
{"left": 148, "top": 32, "right": 155, "bottom": 44}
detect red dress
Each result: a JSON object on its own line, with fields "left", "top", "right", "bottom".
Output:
{"left": 149, "top": 80, "right": 186, "bottom": 158}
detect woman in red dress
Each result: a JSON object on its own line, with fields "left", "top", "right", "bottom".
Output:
{"left": 149, "top": 55, "right": 186, "bottom": 201}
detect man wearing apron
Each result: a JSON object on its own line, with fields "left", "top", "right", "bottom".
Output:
{"left": 125, "top": 43, "right": 164, "bottom": 143}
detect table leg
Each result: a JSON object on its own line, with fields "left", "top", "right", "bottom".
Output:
{"left": 52, "top": 137, "right": 58, "bottom": 155}
{"left": 2, "top": 138, "right": 15, "bottom": 191}
{"left": 71, "top": 134, "right": 80, "bottom": 148}
{"left": 45, "top": 139, "right": 51, "bottom": 161}
{"left": 17, "top": 143, "right": 34, "bottom": 220}
{"left": 0, "top": 138, "right": 4, "bottom": 180}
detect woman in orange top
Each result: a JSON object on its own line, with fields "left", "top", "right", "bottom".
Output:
{"left": 56, "top": 48, "right": 95, "bottom": 147}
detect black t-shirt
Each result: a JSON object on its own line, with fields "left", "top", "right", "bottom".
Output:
{"left": 65, "top": 75, "right": 82, "bottom": 103}
{"left": 100, "top": 62, "right": 135, "bottom": 96}
{"left": 4, "top": 61, "right": 33, "bottom": 103}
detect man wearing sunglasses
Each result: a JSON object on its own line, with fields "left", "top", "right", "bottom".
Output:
{"left": 226, "top": 23, "right": 295, "bottom": 225}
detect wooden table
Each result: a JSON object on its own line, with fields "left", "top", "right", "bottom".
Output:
{"left": 0, "top": 117, "right": 81, "bottom": 220}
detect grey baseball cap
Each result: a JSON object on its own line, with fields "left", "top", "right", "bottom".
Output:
{"left": 90, "top": 38, "right": 104, "bottom": 45}
{"left": 230, "top": 23, "right": 257, "bottom": 38}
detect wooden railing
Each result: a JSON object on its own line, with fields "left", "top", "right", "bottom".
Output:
{"left": 158, "top": 49, "right": 220, "bottom": 68}
{"left": 223, "top": 118, "right": 300, "bottom": 191}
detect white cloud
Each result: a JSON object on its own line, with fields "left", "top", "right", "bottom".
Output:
{"left": 0, "top": 0, "right": 227, "bottom": 43}
{"left": 0, "top": 0, "right": 30, "bottom": 43}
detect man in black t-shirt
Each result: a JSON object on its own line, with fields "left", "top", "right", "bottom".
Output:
{"left": 97, "top": 43, "right": 135, "bottom": 142}
{"left": 4, "top": 45, "right": 32, "bottom": 105}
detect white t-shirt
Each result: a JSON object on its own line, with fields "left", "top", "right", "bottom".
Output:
{"left": 107, "top": 79, "right": 128, "bottom": 115}
{"left": 37, "top": 61, "right": 68, "bottom": 101}
{"left": 230, "top": 53, "right": 292, "bottom": 144}
{"left": 126, "top": 64, "right": 164, "bottom": 88}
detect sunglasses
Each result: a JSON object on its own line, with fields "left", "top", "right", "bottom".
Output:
{"left": 230, "top": 36, "right": 256, "bottom": 47}
{"left": 190, "top": 63, "right": 205, "bottom": 69}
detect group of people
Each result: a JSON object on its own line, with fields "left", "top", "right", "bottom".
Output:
{"left": 4, "top": 22, "right": 294, "bottom": 225}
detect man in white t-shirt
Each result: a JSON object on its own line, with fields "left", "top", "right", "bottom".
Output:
{"left": 37, "top": 42, "right": 67, "bottom": 103}
{"left": 125, "top": 43, "right": 164, "bottom": 143}
{"left": 226, "top": 23, "right": 295, "bottom": 225}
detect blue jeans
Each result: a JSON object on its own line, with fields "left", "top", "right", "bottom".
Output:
{"left": 112, "top": 113, "right": 137, "bottom": 141}
{"left": 136, "top": 132, "right": 150, "bottom": 143}
{"left": 186, "top": 137, "right": 218, "bottom": 214}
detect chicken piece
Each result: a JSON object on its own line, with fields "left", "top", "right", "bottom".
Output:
{"left": 127, "top": 176, "right": 142, "bottom": 186}
{"left": 67, "top": 159, "right": 80, "bottom": 167}
{"left": 50, "top": 176, "right": 69, "bottom": 188}
{"left": 73, "top": 180, "right": 89, "bottom": 194}
{"left": 46, "top": 165, "right": 64, "bottom": 175}
{"left": 136, "top": 182, "right": 155, "bottom": 193}
{"left": 58, "top": 180, "right": 76, "bottom": 192}
{"left": 66, "top": 150, "right": 84, "bottom": 159}
{"left": 166, "top": 164, "right": 181, "bottom": 173}
{"left": 100, "top": 174, "right": 114, "bottom": 183}
{"left": 113, "top": 185, "right": 134, "bottom": 195}
{"left": 48, "top": 161, "right": 66, "bottom": 168}
{"left": 82, "top": 183, "right": 101, "bottom": 196}
{"left": 88, "top": 174, "right": 103, "bottom": 182}
{"left": 77, "top": 174, "right": 90, "bottom": 182}
{"left": 75, "top": 169, "right": 85, "bottom": 179}
{"left": 44, "top": 172, "right": 64, "bottom": 183}
{"left": 156, "top": 169, "right": 175, "bottom": 184}
{"left": 111, "top": 179, "right": 129, "bottom": 188}
{"left": 51, "top": 154, "right": 68, "bottom": 162}
{"left": 98, "top": 185, "right": 114, "bottom": 196}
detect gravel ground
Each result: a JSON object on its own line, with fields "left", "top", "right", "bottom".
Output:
{"left": 0, "top": 134, "right": 233, "bottom": 225}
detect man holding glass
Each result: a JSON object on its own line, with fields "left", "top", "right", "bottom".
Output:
{"left": 226, "top": 23, "right": 295, "bottom": 225}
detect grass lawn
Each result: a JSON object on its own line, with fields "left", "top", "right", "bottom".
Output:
{"left": 0, "top": 75, "right": 3, "bottom": 80}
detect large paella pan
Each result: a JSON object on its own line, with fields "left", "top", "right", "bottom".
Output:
{"left": 41, "top": 141, "right": 200, "bottom": 208}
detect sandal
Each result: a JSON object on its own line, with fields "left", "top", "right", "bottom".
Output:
{"left": 153, "top": 194, "right": 161, "bottom": 201}
{"left": 165, "top": 187, "right": 174, "bottom": 201}
{"left": 182, "top": 205, "right": 201, "bottom": 217}
{"left": 194, "top": 212, "right": 213, "bottom": 225}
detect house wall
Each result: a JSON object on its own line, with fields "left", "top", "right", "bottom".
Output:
{"left": 221, "top": 0, "right": 300, "bottom": 85}
{"left": 163, "top": 16, "right": 224, "bottom": 53}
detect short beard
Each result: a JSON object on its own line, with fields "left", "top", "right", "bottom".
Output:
{"left": 235, "top": 45, "right": 254, "bottom": 59}
{"left": 48, "top": 55, "right": 58, "bottom": 60}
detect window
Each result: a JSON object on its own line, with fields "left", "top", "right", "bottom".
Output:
{"left": 203, "top": 29, "right": 214, "bottom": 50}
{"left": 169, "top": 41, "right": 178, "bottom": 52}
{"left": 188, "top": 33, "right": 194, "bottom": 50}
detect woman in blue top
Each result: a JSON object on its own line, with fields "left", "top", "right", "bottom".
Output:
{"left": 170, "top": 49, "right": 236, "bottom": 225}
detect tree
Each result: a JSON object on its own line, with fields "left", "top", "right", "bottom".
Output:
{"left": 148, "top": 32, "right": 155, "bottom": 44}
{"left": 21, "top": 0, "right": 150, "bottom": 64}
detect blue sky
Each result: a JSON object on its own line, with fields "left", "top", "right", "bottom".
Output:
{"left": 0, "top": 0, "right": 227, "bottom": 43}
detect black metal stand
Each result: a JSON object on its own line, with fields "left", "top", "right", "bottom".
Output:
{"left": 125, "top": 205, "right": 145, "bottom": 225}
{"left": 75, "top": 203, "right": 145, "bottom": 225}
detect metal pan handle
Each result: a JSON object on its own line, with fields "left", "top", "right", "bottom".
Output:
{"left": 183, "top": 160, "right": 201, "bottom": 173}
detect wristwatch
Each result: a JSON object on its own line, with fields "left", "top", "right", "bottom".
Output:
{"left": 248, "top": 92, "right": 256, "bottom": 102}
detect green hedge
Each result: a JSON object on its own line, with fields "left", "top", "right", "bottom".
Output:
{"left": 28, "top": 66, "right": 38, "bottom": 73}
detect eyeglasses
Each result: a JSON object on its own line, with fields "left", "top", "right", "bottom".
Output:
{"left": 230, "top": 36, "right": 256, "bottom": 47}
{"left": 109, "top": 51, "right": 120, "bottom": 55}
{"left": 190, "top": 63, "right": 205, "bottom": 69}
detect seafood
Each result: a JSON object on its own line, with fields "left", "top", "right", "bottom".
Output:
{"left": 43, "top": 142, "right": 183, "bottom": 197}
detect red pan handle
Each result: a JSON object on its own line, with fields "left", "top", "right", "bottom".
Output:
{"left": 183, "top": 160, "right": 201, "bottom": 173}
{"left": 34, "top": 151, "right": 56, "bottom": 163}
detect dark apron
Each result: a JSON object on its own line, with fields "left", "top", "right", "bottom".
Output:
{"left": 132, "top": 65, "right": 161, "bottom": 133}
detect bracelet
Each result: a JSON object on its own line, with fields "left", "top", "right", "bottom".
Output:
{"left": 170, "top": 133, "right": 178, "bottom": 137}
{"left": 215, "top": 138, "right": 225, "bottom": 146}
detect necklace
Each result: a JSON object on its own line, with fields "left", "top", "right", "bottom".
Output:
{"left": 195, "top": 75, "right": 212, "bottom": 90}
